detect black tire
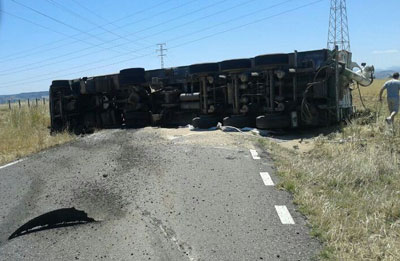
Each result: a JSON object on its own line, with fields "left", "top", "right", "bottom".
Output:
{"left": 51, "top": 80, "right": 70, "bottom": 87}
{"left": 256, "top": 114, "right": 291, "bottom": 129}
{"left": 219, "top": 59, "right": 251, "bottom": 71}
{"left": 161, "top": 111, "right": 195, "bottom": 127}
{"left": 145, "top": 69, "right": 166, "bottom": 80}
{"left": 70, "top": 79, "right": 81, "bottom": 96}
{"left": 223, "top": 115, "right": 254, "bottom": 128}
{"left": 192, "top": 115, "right": 219, "bottom": 129}
{"left": 119, "top": 68, "right": 146, "bottom": 86}
{"left": 173, "top": 66, "right": 189, "bottom": 78}
{"left": 51, "top": 80, "right": 71, "bottom": 93}
{"left": 254, "top": 54, "right": 289, "bottom": 67}
{"left": 84, "top": 78, "right": 96, "bottom": 94}
{"left": 94, "top": 76, "right": 112, "bottom": 93}
{"left": 189, "top": 63, "right": 219, "bottom": 74}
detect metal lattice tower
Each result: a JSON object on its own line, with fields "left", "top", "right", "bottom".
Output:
{"left": 156, "top": 43, "right": 167, "bottom": 69}
{"left": 327, "top": 0, "right": 350, "bottom": 51}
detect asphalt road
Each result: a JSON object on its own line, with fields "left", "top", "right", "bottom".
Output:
{"left": 0, "top": 128, "right": 320, "bottom": 260}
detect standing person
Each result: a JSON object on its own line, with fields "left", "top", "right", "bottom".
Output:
{"left": 379, "top": 72, "right": 400, "bottom": 124}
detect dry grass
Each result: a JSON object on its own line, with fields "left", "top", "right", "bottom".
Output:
{"left": 0, "top": 102, "right": 73, "bottom": 165}
{"left": 259, "top": 79, "right": 400, "bottom": 260}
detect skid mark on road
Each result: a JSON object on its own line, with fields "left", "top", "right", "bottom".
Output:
{"left": 275, "top": 206, "right": 295, "bottom": 225}
{"left": 142, "top": 210, "right": 196, "bottom": 261}
{"left": 250, "top": 149, "right": 260, "bottom": 160}
{"left": 259, "top": 172, "right": 274, "bottom": 186}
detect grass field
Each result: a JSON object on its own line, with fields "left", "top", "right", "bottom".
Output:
{"left": 0, "top": 102, "right": 73, "bottom": 165}
{"left": 260, "top": 79, "right": 400, "bottom": 260}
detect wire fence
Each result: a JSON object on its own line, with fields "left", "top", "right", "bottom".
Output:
{"left": 5, "top": 98, "right": 48, "bottom": 109}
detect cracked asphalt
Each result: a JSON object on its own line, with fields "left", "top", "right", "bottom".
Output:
{"left": 0, "top": 128, "right": 320, "bottom": 260}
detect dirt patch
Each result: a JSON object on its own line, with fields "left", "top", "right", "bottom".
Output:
{"left": 272, "top": 138, "right": 315, "bottom": 153}
{"left": 138, "top": 127, "right": 260, "bottom": 151}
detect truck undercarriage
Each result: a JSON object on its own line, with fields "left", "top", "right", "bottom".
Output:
{"left": 49, "top": 48, "right": 374, "bottom": 134}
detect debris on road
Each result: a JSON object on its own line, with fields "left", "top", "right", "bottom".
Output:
{"left": 9, "top": 207, "right": 95, "bottom": 240}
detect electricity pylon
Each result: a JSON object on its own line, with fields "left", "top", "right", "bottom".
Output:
{"left": 156, "top": 43, "right": 167, "bottom": 69}
{"left": 327, "top": 0, "right": 350, "bottom": 51}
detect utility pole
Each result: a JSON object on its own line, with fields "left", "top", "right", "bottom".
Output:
{"left": 156, "top": 43, "right": 167, "bottom": 69}
{"left": 327, "top": 0, "right": 350, "bottom": 51}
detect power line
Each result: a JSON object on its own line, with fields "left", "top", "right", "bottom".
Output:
{"left": 0, "top": 0, "right": 256, "bottom": 74}
{"left": 107, "top": 0, "right": 225, "bottom": 39}
{"left": 0, "top": 44, "right": 153, "bottom": 77}
{"left": 156, "top": 43, "right": 167, "bottom": 69}
{"left": 19, "top": 0, "right": 196, "bottom": 56}
{"left": 44, "top": 0, "right": 143, "bottom": 52}
{"left": 0, "top": 0, "right": 323, "bottom": 89}
{"left": 10, "top": 0, "right": 127, "bottom": 54}
{"left": 11, "top": 0, "right": 104, "bottom": 43}
{"left": 0, "top": 0, "right": 295, "bottom": 77}
{"left": 69, "top": 0, "right": 109, "bottom": 22}
{"left": 8, "top": 0, "right": 199, "bottom": 60}
{"left": 169, "top": 0, "right": 323, "bottom": 50}
{"left": 0, "top": 0, "right": 235, "bottom": 74}
{"left": 0, "top": 0, "right": 201, "bottom": 66}
{"left": 68, "top": 0, "right": 153, "bottom": 47}
{"left": 0, "top": 7, "right": 129, "bottom": 59}
{"left": 0, "top": 9, "right": 77, "bottom": 39}
{"left": 0, "top": 0, "right": 174, "bottom": 61}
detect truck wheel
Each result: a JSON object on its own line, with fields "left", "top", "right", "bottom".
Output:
{"left": 192, "top": 115, "right": 219, "bottom": 129}
{"left": 189, "top": 63, "right": 219, "bottom": 74}
{"left": 256, "top": 114, "right": 291, "bottom": 129}
{"left": 254, "top": 54, "right": 289, "bottom": 67}
{"left": 84, "top": 78, "right": 96, "bottom": 94}
{"left": 173, "top": 66, "right": 189, "bottom": 78}
{"left": 51, "top": 80, "right": 71, "bottom": 94}
{"left": 70, "top": 79, "right": 81, "bottom": 95}
{"left": 219, "top": 59, "right": 252, "bottom": 71}
{"left": 120, "top": 68, "right": 146, "bottom": 86}
{"left": 223, "top": 115, "right": 254, "bottom": 128}
{"left": 51, "top": 80, "right": 70, "bottom": 87}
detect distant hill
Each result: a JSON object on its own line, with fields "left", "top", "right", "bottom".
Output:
{"left": 0, "top": 91, "right": 49, "bottom": 104}
{"left": 375, "top": 67, "right": 400, "bottom": 79}
{"left": 375, "top": 70, "right": 396, "bottom": 79}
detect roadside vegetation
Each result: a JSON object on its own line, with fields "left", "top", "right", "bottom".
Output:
{"left": 0, "top": 102, "right": 73, "bottom": 165}
{"left": 260, "top": 79, "right": 400, "bottom": 260}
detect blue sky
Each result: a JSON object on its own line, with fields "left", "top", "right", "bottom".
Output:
{"left": 0, "top": 0, "right": 399, "bottom": 95}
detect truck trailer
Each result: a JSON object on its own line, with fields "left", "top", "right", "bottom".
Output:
{"left": 49, "top": 48, "right": 374, "bottom": 134}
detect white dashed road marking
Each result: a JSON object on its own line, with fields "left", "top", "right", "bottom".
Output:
{"left": 248, "top": 148, "right": 294, "bottom": 225}
{"left": 275, "top": 205, "right": 295, "bottom": 224}
{"left": 0, "top": 159, "right": 23, "bottom": 170}
{"left": 250, "top": 149, "right": 260, "bottom": 160}
{"left": 259, "top": 172, "right": 274, "bottom": 186}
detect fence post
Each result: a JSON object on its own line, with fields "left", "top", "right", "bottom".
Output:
{"left": 28, "top": 99, "right": 30, "bottom": 107}
{"left": 35, "top": 98, "right": 38, "bottom": 106}
{"left": 18, "top": 100, "right": 21, "bottom": 109}
{"left": 43, "top": 98, "right": 46, "bottom": 105}
{"left": 8, "top": 100, "right": 11, "bottom": 110}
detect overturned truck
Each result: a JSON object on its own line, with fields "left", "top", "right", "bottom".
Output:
{"left": 49, "top": 48, "right": 374, "bottom": 134}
